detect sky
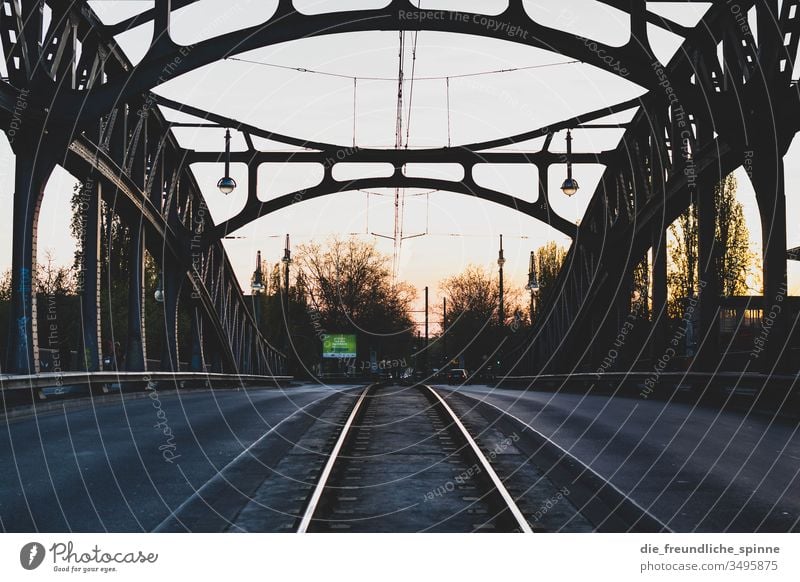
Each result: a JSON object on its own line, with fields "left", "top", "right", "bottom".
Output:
{"left": 1, "top": 0, "right": 799, "bottom": 332}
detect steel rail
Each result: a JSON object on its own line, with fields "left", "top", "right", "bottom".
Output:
{"left": 296, "top": 384, "right": 374, "bottom": 533}
{"left": 423, "top": 385, "right": 533, "bottom": 533}
{"left": 152, "top": 386, "right": 346, "bottom": 533}
{"left": 447, "top": 390, "right": 673, "bottom": 533}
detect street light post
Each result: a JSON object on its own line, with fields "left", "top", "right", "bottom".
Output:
{"left": 282, "top": 235, "right": 292, "bottom": 374}
{"left": 424, "top": 286, "right": 429, "bottom": 374}
{"left": 526, "top": 251, "right": 540, "bottom": 323}
{"left": 496, "top": 235, "right": 506, "bottom": 375}
{"left": 251, "top": 250, "right": 265, "bottom": 324}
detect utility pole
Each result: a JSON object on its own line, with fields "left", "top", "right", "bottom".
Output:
{"left": 497, "top": 235, "right": 507, "bottom": 374}
{"left": 498, "top": 234, "right": 506, "bottom": 326}
{"left": 424, "top": 286, "right": 429, "bottom": 374}
{"left": 442, "top": 297, "right": 447, "bottom": 366}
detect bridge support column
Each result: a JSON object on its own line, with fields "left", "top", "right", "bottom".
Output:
{"left": 79, "top": 179, "right": 102, "bottom": 371}
{"left": 210, "top": 336, "right": 224, "bottom": 373}
{"left": 696, "top": 178, "right": 721, "bottom": 371}
{"left": 7, "top": 145, "right": 55, "bottom": 374}
{"left": 751, "top": 146, "right": 788, "bottom": 373}
{"left": 189, "top": 306, "right": 205, "bottom": 373}
{"left": 650, "top": 225, "right": 668, "bottom": 362}
{"left": 244, "top": 328, "right": 252, "bottom": 375}
{"left": 615, "top": 260, "right": 635, "bottom": 369}
{"left": 126, "top": 222, "right": 146, "bottom": 371}
{"left": 7, "top": 144, "right": 55, "bottom": 374}
{"left": 160, "top": 262, "right": 181, "bottom": 371}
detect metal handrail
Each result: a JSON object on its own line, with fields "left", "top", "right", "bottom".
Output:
{"left": 0, "top": 371, "right": 293, "bottom": 392}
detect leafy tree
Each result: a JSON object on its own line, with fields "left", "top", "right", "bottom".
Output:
{"left": 667, "top": 174, "right": 756, "bottom": 317}
{"left": 714, "top": 174, "right": 756, "bottom": 297}
{"left": 69, "top": 182, "right": 189, "bottom": 369}
{"left": 632, "top": 256, "right": 650, "bottom": 320}
{"left": 667, "top": 202, "right": 698, "bottom": 318}
{"left": 532, "top": 242, "right": 568, "bottom": 321}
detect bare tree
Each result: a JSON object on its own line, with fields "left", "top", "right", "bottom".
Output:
{"left": 36, "top": 251, "right": 76, "bottom": 295}
{"left": 439, "top": 264, "right": 522, "bottom": 370}
{"left": 295, "top": 237, "right": 415, "bottom": 360}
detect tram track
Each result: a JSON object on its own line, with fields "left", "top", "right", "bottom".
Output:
{"left": 155, "top": 382, "right": 658, "bottom": 532}
{"left": 296, "top": 384, "right": 534, "bottom": 533}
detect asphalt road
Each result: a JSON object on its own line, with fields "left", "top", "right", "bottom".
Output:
{"left": 438, "top": 385, "right": 800, "bottom": 532}
{"left": 0, "top": 383, "right": 358, "bottom": 532}
{"left": 4, "top": 381, "right": 797, "bottom": 533}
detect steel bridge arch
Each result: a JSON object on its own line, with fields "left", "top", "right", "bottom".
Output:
{"left": 208, "top": 175, "right": 580, "bottom": 242}
{"left": 46, "top": 0, "right": 665, "bottom": 124}
{"left": 1, "top": 0, "right": 798, "bottom": 379}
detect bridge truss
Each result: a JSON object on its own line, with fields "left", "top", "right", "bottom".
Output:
{"left": 0, "top": 0, "right": 798, "bottom": 376}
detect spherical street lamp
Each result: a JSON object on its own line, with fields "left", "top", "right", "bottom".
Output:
{"left": 561, "top": 129, "right": 579, "bottom": 197}
{"left": 154, "top": 271, "right": 165, "bottom": 303}
{"left": 561, "top": 177, "right": 579, "bottom": 197}
{"left": 217, "top": 176, "right": 237, "bottom": 195}
{"left": 217, "top": 128, "right": 237, "bottom": 195}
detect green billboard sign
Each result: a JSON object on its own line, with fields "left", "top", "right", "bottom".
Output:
{"left": 322, "top": 334, "right": 357, "bottom": 359}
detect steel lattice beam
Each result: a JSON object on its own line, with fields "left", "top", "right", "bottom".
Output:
{"left": 0, "top": 0, "right": 797, "bottom": 376}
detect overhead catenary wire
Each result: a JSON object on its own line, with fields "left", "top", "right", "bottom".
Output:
{"left": 224, "top": 232, "right": 536, "bottom": 240}
{"left": 223, "top": 43, "right": 579, "bottom": 272}
{"left": 226, "top": 56, "right": 580, "bottom": 82}
{"left": 358, "top": 188, "right": 440, "bottom": 197}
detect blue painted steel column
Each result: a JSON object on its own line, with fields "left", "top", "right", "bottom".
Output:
{"left": 7, "top": 146, "right": 54, "bottom": 374}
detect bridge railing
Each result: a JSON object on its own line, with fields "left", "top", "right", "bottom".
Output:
{"left": 0, "top": 372, "right": 294, "bottom": 407}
